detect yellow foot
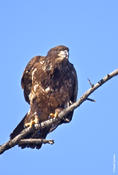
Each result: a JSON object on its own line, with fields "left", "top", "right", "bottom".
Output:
{"left": 49, "top": 108, "right": 63, "bottom": 119}
{"left": 49, "top": 111, "right": 59, "bottom": 118}
{"left": 25, "top": 115, "right": 39, "bottom": 128}
{"left": 25, "top": 120, "right": 35, "bottom": 128}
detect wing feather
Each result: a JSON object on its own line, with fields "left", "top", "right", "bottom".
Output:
{"left": 21, "top": 56, "right": 41, "bottom": 103}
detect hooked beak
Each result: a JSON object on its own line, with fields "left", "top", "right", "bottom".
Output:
{"left": 58, "top": 50, "right": 69, "bottom": 59}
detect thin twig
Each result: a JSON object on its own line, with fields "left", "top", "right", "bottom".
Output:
{"left": 88, "top": 78, "right": 94, "bottom": 87}
{"left": 86, "top": 97, "right": 96, "bottom": 102}
{"left": 0, "top": 69, "right": 118, "bottom": 155}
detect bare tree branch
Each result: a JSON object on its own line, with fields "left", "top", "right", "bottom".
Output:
{"left": 19, "top": 138, "right": 54, "bottom": 145}
{"left": 0, "top": 69, "right": 118, "bottom": 155}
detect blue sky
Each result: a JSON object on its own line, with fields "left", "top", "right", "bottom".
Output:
{"left": 0, "top": 0, "right": 118, "bottom": 175}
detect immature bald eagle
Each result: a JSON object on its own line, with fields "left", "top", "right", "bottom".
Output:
{"left": 10, "top": 45, "right": 78, "bottom": 149}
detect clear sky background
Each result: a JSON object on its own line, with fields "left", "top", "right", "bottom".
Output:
{"left": 0, "top": 0, "right": 118, "bottom": 175}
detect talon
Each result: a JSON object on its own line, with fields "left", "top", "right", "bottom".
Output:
{"left": 30, "top": 120, "right": 35, "bottom": 127}
{"left": 25, "top": 120, "right": 35, "bottom": 128}
{"left": 25, "top": 115, "right": 39, "bottom": 128}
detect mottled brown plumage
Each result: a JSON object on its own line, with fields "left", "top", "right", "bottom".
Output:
{"left": 10, "top": 45, "right": 78, "bottom": 149}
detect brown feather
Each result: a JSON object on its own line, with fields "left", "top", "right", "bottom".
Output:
{"left": 10, "top": 114, "right": 27, "bottom": 139}
{"left": 10, "top": 45, "right": 78, "bottom": 149}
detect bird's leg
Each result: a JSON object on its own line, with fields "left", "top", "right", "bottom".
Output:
{"left": 25, "top": 115, "right": 39, "bottom": 128}
{"left": 49, "top": 108, "right": 63, "bottom": 119}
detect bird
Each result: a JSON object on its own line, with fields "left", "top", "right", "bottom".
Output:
{"left": 10, "top": 45, "right": 78, "bottom": 149}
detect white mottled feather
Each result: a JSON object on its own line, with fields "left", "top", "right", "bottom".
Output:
{"left": 32, "top": 68, "right": 37, "bottom": 80}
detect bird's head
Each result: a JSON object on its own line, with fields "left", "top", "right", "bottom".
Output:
{"left": 47, "top": 45, "right": 69, "bottom": 61}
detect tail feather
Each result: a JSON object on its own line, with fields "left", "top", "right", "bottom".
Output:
{"left": 10, "top": 114, "right": 50, "bottom": 149}
{"left": 10, "top": 114, "right": 27, "bottom": 139}
{"left": 19, "top": 128, "right": 50, "bottom": 149}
